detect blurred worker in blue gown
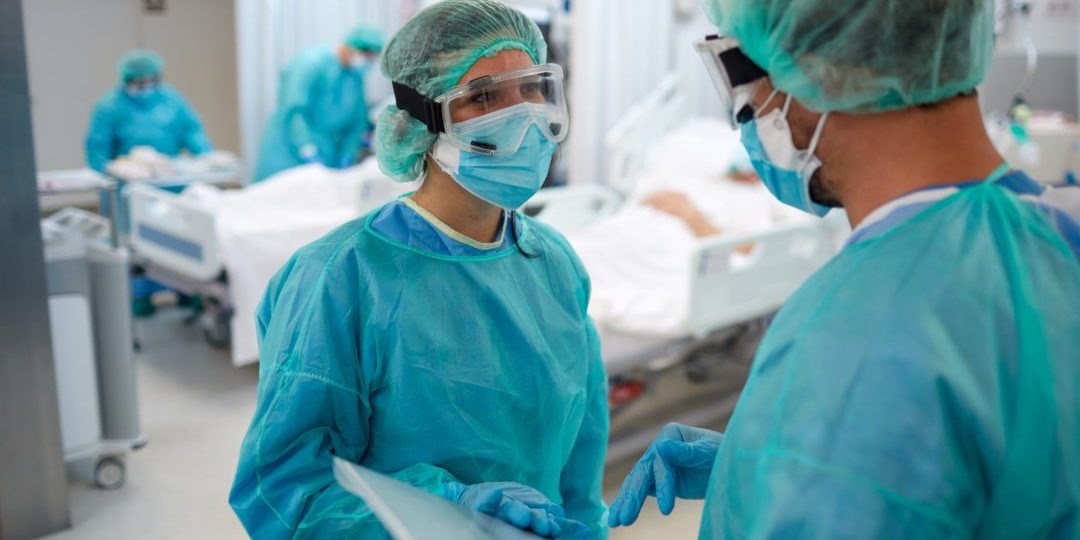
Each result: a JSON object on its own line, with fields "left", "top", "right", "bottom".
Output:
{"left": 86, "top": 49, "right": 214, "bottom": 317}
{"left": 253, "top": 25, "right": 385, "bottom": 182}
{"left": 231, "top": 2, "right": 609, "bottom": 539}
{"left": 85, "top": 49, "right": 213, "bottom": 174}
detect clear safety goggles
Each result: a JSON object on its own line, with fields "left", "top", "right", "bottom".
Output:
{"left": 393, "top": 64, "right": 568, "bottom": 156}
{"left": 694, "top": 35, "right": 768, "bottom": 128}
{"left": 125, "top": 77, "right": 161, "bottom": 93}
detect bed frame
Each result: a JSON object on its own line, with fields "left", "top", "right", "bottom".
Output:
{"left": 127, "top": 168, "right": 404, "bottom": 348}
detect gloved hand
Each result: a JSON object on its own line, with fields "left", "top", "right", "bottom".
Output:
{"left": 608, "top": 423, "right": 723, "bottom": 527}
{"left": 442, "top": 481, "right": 587, "bottom": 538}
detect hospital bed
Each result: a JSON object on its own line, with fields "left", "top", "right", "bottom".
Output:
{"left": 127, "top": 161, "right": 407, "bottom": 356}
{"left": 525, "top": 76, "right": 844, "bottom": 463}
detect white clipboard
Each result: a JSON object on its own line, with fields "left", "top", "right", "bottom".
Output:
{"left": 332, "top": 457, "right": 544, "bottom": 540}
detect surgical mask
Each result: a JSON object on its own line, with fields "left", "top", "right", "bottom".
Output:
{"left": 125, "top": 85, "right": 159, "bottom": 102}
{"left": 432, "top": 118, "right": 557, "bottom": 210}
{"left": 350, "top": 55, "right": 373, "bottom": 74}
{"left": 739, "top": 92, "right": 832, "bottom": 217}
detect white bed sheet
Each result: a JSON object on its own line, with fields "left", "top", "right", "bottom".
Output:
{"left": 182, "top": 159, "right": 412, "bottom": 365}
{"left": 571, "top": 119, "right": 808, "bottom": 338}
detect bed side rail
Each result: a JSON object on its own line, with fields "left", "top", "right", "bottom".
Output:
{"left": 128, "top": 183, "right": 223, "bottom": 282}
{"left": 523, "top": 184, "right": 622, "bottom": 234}
{"left": 686, "top": 221, "right": 835, "bottom": 338}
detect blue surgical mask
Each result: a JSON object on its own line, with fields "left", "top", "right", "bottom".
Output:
{"left": 739, "top": 94, "right": 832, "bottom": 217}
{"left": 125, "top": 86, "right": 159, "bottom": 103}
{"left": 432, "top": 121, "right": 557, "bottom": 209}
{"left": 350, "top": 55, "right": 373, "bottom": 74}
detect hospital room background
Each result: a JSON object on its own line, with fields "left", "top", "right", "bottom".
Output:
{"left": 2, "top": 0, "right": 1078, "bottom": 538}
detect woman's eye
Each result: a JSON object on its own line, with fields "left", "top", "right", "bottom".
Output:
{"left": 470, "top": 91, "right": 496, "bottom": 107}
{"left": 521, "top": 82, "right": 541, "bottom": 97}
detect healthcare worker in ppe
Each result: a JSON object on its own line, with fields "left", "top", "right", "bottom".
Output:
{"left": 230, "top": 1, "right": 608, "bottom": 538}
{"left": 610, "top": 0, "right": 1080, "bottom": 537}
{"left": 85, "top": 49, "right": 213, "bottom": 174}
{"left": 253, "top": 25, "right": 385, "bottom": 182}
{"left": 86, "top": 49, "right": 213, "bottom": 317}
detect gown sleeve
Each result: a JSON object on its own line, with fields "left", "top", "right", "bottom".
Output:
{"left": 280, "top": 56, "right": 321, "bottom": 162}
{"left": 558, "top": 319, "right": 610, "bottom": 539}
{"left": 85, "top": 97, "right": 116, "bottom": 173}
{"left": 557, "top": 243, "right": 611, "bottom": 539}
{"left": 173, "top": 92, "right": 213, "bottom": 155}
{"left": 333, "top": 74, "right": 373, "bottom": 168}
{"left": 229, "top": 246, "right": 461, "bottom": 539}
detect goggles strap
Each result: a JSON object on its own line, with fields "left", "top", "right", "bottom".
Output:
{"left": 718, "top": 47, "right": 767, "bottom": 87}
{"left": 393, "top": 82, "right": 446, "bottom": 134}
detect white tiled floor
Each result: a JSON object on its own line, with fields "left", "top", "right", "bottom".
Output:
{"left": 42, "top": 309, "right": 703, "bottom": 539}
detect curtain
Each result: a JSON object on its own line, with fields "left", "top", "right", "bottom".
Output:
{"left": 566, "top": 0, "right": 721, "bottom": 186}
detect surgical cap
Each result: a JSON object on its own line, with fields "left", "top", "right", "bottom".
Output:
{"left": 703, "top": 0, "right": 996, "bottom": 113}
{"left": 118, "top": 50, "right": 164, "bottom": 84}
{"left": 346, "top": 25, "right": 385, "bottom": 53}
{"left": 374, "top": 0, "right": 547, "bottom": 182}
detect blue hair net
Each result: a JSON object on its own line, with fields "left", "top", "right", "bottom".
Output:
{"left": 346, "top": 24, "right": 385, "bottom": 53}
{"left": 703, "top": 0, "right": 997, "bottom": 113}
{"left": 118, "top": 50, "right": 164, "bottom": 84}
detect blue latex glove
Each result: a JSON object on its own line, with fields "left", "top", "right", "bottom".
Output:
{"left": 443, "top": 481, "right": 587, "bottom": 538}
{"left": 608, "top": 423, "right": 723, "bottom": 527}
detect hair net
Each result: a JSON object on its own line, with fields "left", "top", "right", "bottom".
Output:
{"left": 374, "top": 0, "right": 547, "bottom": 182}
{"left": 702, "top": 0, "right": 996, "bottom": 113}
{"left": 346, "top": 25, "right": 385, "bottom": 53}
{"left": 118, "top": 50, "right": 164, "bottom": 83}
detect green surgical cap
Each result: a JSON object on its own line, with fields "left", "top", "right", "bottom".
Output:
{"left": 346, "top": 24, "right": 385, "bottom": 53}
{"left": 702, "top": 0, "right": 996, "bottom": 113}
{"left": 118, "top": 50, "right": 164, "bottom": 84}
{"left": 374, "top": 0, "right": 547, "bottom": 182}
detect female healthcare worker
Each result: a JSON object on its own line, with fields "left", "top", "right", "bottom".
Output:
{"left": 253, "top": 25, "right": 385, "bottom": 182}
{"left": 229, "top": 1, "right": 609, "bottom": 538}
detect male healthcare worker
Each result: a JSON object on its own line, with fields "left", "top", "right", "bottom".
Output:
{"left": 253, "top": 25, "right": 384, "bottom": 181}
{"left": 609, "top": 0, "right": 1080, "bottom": 537}
{"left": 86, "top": 49, "right": 212, "bottom": 174}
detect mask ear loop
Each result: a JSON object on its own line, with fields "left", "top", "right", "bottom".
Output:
{"left": 797, "top": 111, "right": 831, "bottom": 177}
{"left": 754, "top": 88, "right": 782, "bottom": 120}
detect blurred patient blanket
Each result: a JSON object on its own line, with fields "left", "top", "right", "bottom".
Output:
{"left": 181, "top": 160, "right": 412, "bottom": 365}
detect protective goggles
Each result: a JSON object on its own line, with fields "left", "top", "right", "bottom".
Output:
{"left": 394, "top": 64, "right": 568, "bottom": 156}
{"left": 694, "top": 35, "right": 768, "bottom": 127}
{"left": 125, "top": 77, "right": 161, "bottom": 92}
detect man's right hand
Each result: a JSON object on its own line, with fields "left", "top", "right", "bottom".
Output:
{"left": 608, "top": 423, "right": 723, "bottom": 527}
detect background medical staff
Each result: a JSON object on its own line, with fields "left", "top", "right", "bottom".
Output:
{"left": 85, "top": 49, "right": 212, "bottom": 174}
{"left": 85, "top": 49, "right": 214, "bottom": 317}
{"left": 608, "top": 0, "right": 1080, "bottom": 537}
{"left": 253, "top": 25, "right": 384, "bottom": 182}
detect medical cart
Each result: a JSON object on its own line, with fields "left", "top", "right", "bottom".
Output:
{"left": 42, "top": 208, "right": 145, "bottom": 489}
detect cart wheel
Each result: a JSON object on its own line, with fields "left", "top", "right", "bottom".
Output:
{"left": 203, "top": 313, "right": 231, "bottom": 349}
{"left": 94, "top": 457, "right": 126, "bottom": 490}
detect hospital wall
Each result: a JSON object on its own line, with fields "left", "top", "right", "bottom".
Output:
{"left": 982, "top": 0, "right": 1080, "bottom": 116}
{"left": 21, "top": 0, "right": 240, "bottom": 172}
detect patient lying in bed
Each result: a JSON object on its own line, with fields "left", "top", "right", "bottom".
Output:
{"left": 567, "top": 120, "right": 809, "bottom": 338}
